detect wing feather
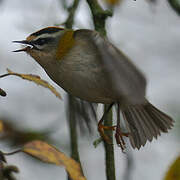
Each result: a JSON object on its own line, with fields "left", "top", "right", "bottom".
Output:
{"left": 74, "top": 29, "right": 146, "bottom": 105}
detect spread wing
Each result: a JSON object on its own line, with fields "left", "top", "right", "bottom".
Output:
{"left": 74, "top": 29, "right": 147, "bottom": 105}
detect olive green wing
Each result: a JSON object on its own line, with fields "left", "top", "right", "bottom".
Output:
{"left": 74, "top": 29, "right": 147, "bottom": 105}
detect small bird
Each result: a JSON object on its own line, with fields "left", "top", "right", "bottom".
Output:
{"left": 13, "top": 27, "right": 174, "bottom": 150}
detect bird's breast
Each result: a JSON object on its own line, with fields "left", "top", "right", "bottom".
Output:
{"left": 45, "top": 43, "right": 116, "bottom": 104}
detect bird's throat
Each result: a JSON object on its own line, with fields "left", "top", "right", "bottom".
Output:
{"left": 56, "top": 30, "right": 75, "bottom": 60}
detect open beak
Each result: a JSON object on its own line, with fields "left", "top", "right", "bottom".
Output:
{"left": 12, "top": 40, "right": 33, "bottom": 52}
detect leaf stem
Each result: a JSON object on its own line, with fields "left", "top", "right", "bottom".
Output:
{"left": 0, "top": 73, "right": 10, "bottom": 78}
{"left": 2, "top": 149, "right": 21, "bottom": 156}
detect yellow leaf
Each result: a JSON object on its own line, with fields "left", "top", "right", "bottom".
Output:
{"left": 6, "top": 69, "right": 62, "bottom": 100}
{"left": 22, "top": 141, "right": 86, "bottom": 180}
{"left": 164, "top": 155, "right": 180, "bottom": 180}
{"left": 0, "top": 120, "right": 4, "bottom": 132}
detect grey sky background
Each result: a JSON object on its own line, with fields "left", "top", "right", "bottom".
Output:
{"left": 0, "top": 0, "right": 179, "bottom": 180}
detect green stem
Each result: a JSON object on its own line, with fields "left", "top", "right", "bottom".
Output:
{"left": 86, "top": 0, "right": 112, "bottom": 36}
{"left": 65, "top": 0, "right": 81, "bottom": 29}
{"left": 103, "top": 105, "right": 116, "bottom": 180}
{"left": 86, "top": 1, "right": 116, "bottom": 180}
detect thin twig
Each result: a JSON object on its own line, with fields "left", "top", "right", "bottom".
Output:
{"left": 86, "top": 0, "right": 112, "bottom": 36}
{"left": 65, "top": 0, "right": 81, "bottom": 28}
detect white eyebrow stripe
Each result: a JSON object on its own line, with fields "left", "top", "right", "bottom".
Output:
{"left": 33, "top": 31, "right": 61, "bottom": 41}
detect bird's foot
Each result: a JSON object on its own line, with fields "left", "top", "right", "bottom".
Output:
{"left": 98, "top": 122, "right": 129, "bottom": 151}
{"left": 115, "top": 125, "right": 129, "bottom": 152}
{"left": 98, "top": 122, "right": 116, "bottom": 144}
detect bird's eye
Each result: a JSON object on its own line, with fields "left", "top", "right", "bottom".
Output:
{"left": 31, "top": 37, "right": 54, "bottom": 50}
{"left": 33, "top": 38, "right": 47, "bottom": 46}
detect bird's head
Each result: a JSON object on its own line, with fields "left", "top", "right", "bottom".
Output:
{"left": 13, "top": 27, "right": 75, "bottom": 64}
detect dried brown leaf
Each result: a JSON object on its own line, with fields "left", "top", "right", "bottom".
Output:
{"left": 7, "top": 69, "right": 62, "bottom": 100}
{"left": 22, "top": 141, "right": 86, "bottom": 180}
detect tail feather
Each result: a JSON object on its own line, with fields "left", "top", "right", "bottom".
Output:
{"left": 144, "top": 103, "right": 173, "bottom": 131}
{"left": 130, "top": 107, "right": 149, "bottom": 146}
{"left": 140, "top": 107, "right": 161, "bottom": 138}
{"left": 122, "top": 102, "right": 174, "bottom": 149}
{"left": 134, "top": 107, "right": 154, "bottom": 141}
{"left": 122, "top": 110, "right": 141, "bottom": 148}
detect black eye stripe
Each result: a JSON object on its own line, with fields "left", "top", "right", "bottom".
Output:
{"left": 32, "top": 37, "right": 54, "bottom": 46}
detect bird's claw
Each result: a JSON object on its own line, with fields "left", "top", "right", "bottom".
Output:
{"left": 98, "top": 122, "right": 129, "bottom": 152}
{"left": 98, "top": 123, "right": 116, "bottom": 144}
{"left": 115, "top": 125, "right": 129, "bottom": 152}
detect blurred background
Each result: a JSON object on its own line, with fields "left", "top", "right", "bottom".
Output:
{"left": 0, "top": 0, "right": 180, "bottom": 179}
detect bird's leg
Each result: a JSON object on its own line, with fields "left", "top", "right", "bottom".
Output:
{"left": 115, "top": 103, "right": 129, "bottom": 151}
{"left": 98, "top": 103, "right": 115, "bottom": 144}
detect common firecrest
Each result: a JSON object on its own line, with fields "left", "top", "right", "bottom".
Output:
{"left": 13, "top": 27, "right": 174, "bottom": 150}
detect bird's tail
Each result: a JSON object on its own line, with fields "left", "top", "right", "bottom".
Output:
{"left": 122, "top": 102, "right": 174, "bottom": 149}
